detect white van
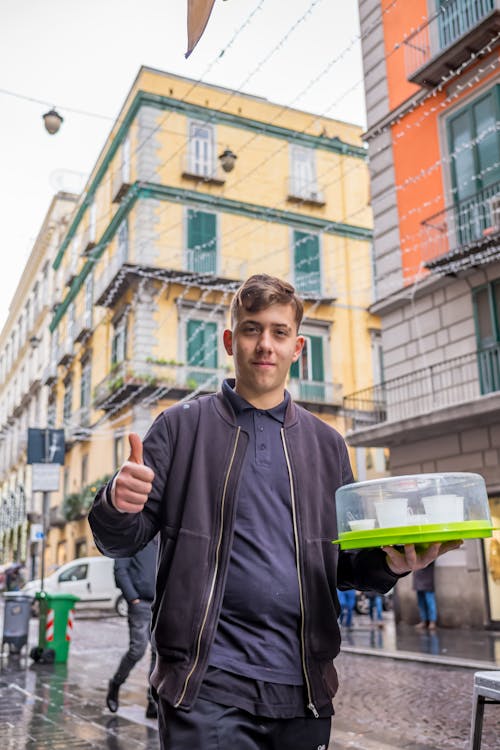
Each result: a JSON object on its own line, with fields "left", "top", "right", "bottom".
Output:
{"left": 21, "top": 556, "right": 127, "bottom": 617}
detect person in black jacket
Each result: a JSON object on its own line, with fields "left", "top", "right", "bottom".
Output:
{"left": 106, "top": 536, "right": 158, "bottom": 719}
{"left": 89, "top": 274, "right": 461, "bottom": 750}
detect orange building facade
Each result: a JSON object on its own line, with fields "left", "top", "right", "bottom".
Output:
{"left": 349, "top": 0, "right": 500, "bottom": 630}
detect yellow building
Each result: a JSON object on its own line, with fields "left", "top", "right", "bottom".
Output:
{"left": 0, "top": 192, "right": 77, "bottom": 574}
{"left": 34, "top": 67, "right": 382, "bottom": 568}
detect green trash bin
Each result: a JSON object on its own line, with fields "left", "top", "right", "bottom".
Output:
{"left": 30, "top": 591, "right": 79, "bottom": 664}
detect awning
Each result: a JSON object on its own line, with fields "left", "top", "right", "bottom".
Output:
{"left": 186, "top": 0, "right": 217, "bottom": 58}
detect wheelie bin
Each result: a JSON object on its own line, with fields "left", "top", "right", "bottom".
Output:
{"left": 2, "top": 592, "right": 32, "bottom": 654}
{"left": 30, "top": 591, "right": 79, "bottom": 664}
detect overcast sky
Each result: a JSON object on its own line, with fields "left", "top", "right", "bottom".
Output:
{"left": 0, "top": 0, "right": 366, "bottom": 330}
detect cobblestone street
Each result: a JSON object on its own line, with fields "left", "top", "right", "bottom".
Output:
{"left": 0, "top": 607, "right": 499, "bottom": 749}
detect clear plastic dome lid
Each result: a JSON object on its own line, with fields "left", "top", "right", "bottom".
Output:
{"left": 334, "top": 472, "right": 493, "bottom": 550}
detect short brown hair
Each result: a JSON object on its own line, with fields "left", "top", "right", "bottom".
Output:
{"left": 230, "top": 274, "right": 304, "bottom": 330}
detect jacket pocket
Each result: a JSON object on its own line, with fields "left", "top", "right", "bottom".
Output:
{"left": 154, "top": 528, "right": 211, "bottom": 657}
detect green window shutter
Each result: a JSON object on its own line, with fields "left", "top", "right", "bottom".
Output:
{"left": 187, "top": 320, "right": 218, "bottom": 368}
{"left": 293, "top": 231, "right": 320, "bottom": 294}
{"left": 309, "top": 335, "right": 324, "bottom": 381}
{"left": 290, "top": 359, "right": 299, "bottom": 379}
{"left": 187, "top": 209, "right": 217, "bottom": 273}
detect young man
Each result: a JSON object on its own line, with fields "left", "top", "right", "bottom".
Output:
{"left": 89, "top": 274, "right": 460, "bottom": 749}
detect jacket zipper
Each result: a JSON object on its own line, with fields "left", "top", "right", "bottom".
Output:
{"left": 281, "top": 429, "right": 319, "bottom": 719}
{"left": 174, "top": 427, "right": 242, "bottom": 708}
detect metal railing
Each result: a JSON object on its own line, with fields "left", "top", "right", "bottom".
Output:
{"left": 93, "top": 359, "right": 230, "bottom": 405}
{"left": 343, "top": 348, "right": 499, "bottom": 430}
{"left": 421, "top": 181, "right": 500, "bottom": 269}
{"left": 287, "top": 378, "right": 343, "bottom": 405}
{"left": 404, "top": 0, "right": 495, "bottom": 79}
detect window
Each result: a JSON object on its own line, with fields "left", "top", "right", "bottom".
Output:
{"left": 81, "top": 454, "right": 88, "bottom": 487}
{"left": 290, "top": 334, "right": 325, "bottom": 400}
{"left": 114, "top": 434, "right": 125, "bottom": 469}
{"left": 63, "top": 378, "right": 73, "bottom": 423}
{"left": 47, "top": 398, "right": 57, "bottom": 428}
{"left": 290, "top": 146, "right": 317, "bottom": 200}
{"left": 188, "top": 121, "right": 215, "bottom": 177}
{"left": 186, "top": 209, "right": 217, "bottom": 273}
{"left": 473, "top": 279, "right": 500, "bottom": 394}
{"left": 89, "top": 200, "right": 97, "bottom": 242}
{"left": 447, "top": 86, "right": 500, "bottom": 243}
{"left": 75, "top": 539, "right": 88, "bottom": 559}
{"left": 58, "top": 563, "right": 88, "bottom": 582}
{"left": 122, "top": 135, "right": 131, "bottom": 183}
{"left": 293, "top": 230, "right": 321, "bottom": 295}
{"left": 84, "top": 274, "right": 93, "bottom": 328}
{"left": 111, "top": 317, "right": 127, "bottom": 366}
{"left": 186, "top": 319, "right": 218, "bottom": 389}
{"left": 80, "top": 359, "right": 91, "bottom": 419}
{"left": 117, "top": 219, "right": 129, "bottom": 263}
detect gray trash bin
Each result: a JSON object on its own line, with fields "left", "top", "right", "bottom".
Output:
{"left": 2, "top": 593, "right": 32, "bottom": 654}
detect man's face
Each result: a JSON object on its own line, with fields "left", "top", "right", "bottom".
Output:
{"left": 223, "top": 303, "right": 304, "bottom": 408}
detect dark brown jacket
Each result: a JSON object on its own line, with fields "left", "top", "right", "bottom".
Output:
{"left": 89, "top": 388, "right": 399, "bottom": 715}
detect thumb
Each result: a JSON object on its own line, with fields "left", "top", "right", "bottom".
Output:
{"left": 128, "top": 433, "right": 144, "bottom": 464}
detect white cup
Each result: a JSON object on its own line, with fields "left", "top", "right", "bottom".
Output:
{"left": 375, "top": 498, "right": 409, "bottom": 528}
{"left": 422, "top": 495, "right": 464, "bottom": 524}
{"left": 348, "top": 518, "right": 376, "bottom": 531}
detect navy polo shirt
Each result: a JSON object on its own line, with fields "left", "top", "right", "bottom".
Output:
{"left": 208, "top": 381, "right": 303, "bottom": 686}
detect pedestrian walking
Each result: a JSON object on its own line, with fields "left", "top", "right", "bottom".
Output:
{"left": 106, "top": 536, "right": 159, "bottom": 719}
{"left": 337, "top": 588, "right": 356, "bottom": 629}
{"left": 89, "top": 274, "right": 461, "bottom": 750}
{"left": 413, "top": 560, "right": 438, "bottom": 631}
{"left": 366, "top": 591, "right": 384, "bottom": 629}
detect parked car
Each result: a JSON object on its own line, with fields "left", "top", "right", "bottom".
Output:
{"left": 21, "top": 556, "right": 127, "bottom": 617}
{"left": 355, "top": 589, "right": 394, "bottom": 615}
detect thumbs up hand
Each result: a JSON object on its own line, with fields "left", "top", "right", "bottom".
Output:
{"left": 111, "top": 433, "right": 155, "bottom": 513}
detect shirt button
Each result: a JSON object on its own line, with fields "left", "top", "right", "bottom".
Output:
{"left": 260, "top": 443, "right": 266, "bottom": 450}
{"left": 259, "top": 426, "right": 264, "bottom": 432}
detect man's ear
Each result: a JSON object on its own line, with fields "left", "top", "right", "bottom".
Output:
{"left": 223, "top": 329, "right": 233, "bottom": 355}
{"left": 292, "top": 335, "right": 305, "bottom": 362}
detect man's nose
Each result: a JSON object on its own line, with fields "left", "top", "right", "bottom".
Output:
{"left": 256, "top": 330, "right": 273, "bottom": 351}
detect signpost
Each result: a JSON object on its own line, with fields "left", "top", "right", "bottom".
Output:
{"left": 27, "top": 428, "right": 64, "bottom": 591}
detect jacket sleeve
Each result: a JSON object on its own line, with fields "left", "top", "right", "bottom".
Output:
{"left": 114, "top": 558, "right": 139, "bottom": 602}
{"left": 88, "top": 412, "right": 171, "bottom": 558}
{"left": 337, "top": 547, "right": 404, "bottom": 592}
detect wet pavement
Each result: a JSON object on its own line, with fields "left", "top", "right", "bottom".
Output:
{"left": 0, "top": 601, "right": 499, "bottom": 749}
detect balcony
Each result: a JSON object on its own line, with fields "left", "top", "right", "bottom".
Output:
{"left": 421, "top": 181, "right": 500, "bottom": 274}
{"left": 65, "top": 407, "right": 91, "bottom": 443}
{"left": 42, "top": 361, "right": 58, "bottom": 386}
{"left": 287, "top": 378, "right": 343, "bottom": 408}
{"left": 81, "top": 226, "right": 97, "bottom": 255}
{"left": 74, "top": 310, "right": 93, "bottom": 343}
{"left": 286, "top": 179, "right": 326, "bottom": 207}
{"left": 112, "top": 170, "right": 132, "bottom": 203}
{"left": 404, "top": 0, "right": 500, "bottom": 87}
{"left": 181, "top": 155, "right": 226, "bottom": 186}
{"left": 56, "top": 337, "right": 75, "bottom": 367}
{"left": 93, "top": 359, "right": 229, "bottom": 410}
{"left": 343, "top": 347, "right": 500, "bottom": 445}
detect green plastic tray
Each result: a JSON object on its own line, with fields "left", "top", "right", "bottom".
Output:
{"left": 333, "top": 520, "right": 494, "bottom": 550}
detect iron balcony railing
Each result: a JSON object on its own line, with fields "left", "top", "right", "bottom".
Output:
{"left": 343, "top": 347, "right": 500, "bottom": 431}
{"left": 404, "top": 0, "right": 497, "bottom": 83}
{"left": 421, "top": 180, "right": 500, "bottom": 272}
{"left": 288, "top": 378, "right": 343, "bottom": 405}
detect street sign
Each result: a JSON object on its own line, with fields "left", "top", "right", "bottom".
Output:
{"left": 27, "top": 428, "right": 65, "bottom": 465}
{"left": 32, "top": 463, "right": 60, "bottom": 492}
{"left": 30, "top": 523, "right": 44, "bottom": 542}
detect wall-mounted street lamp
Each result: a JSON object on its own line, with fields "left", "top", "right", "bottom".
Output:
{"left": 43, "top": 108, "right": 64, "bottom": 135}
{"left": 219, "top": 148, "right": 237, "bottom": 173}
{"left": 29, "top": 336, "right": 41, "bottom": 349}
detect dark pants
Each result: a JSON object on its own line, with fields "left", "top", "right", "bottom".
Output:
{"left": 113, "top": 600, "right": 156, "bottom": 696}
{"left": 158, "top": 697, "right": 331, "bottom": 750}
